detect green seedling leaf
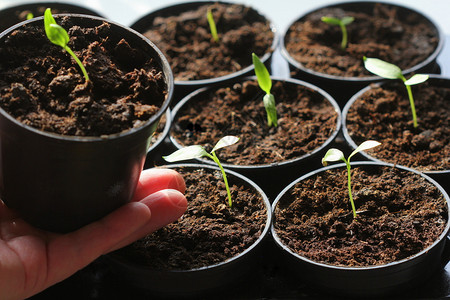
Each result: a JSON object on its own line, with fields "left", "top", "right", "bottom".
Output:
{"left": 404, "top": 74, "right": 429, "bottom": 86}
{"left": 44, "top": 8, "right": 90, "bottom": 83}
{"left": 349, "top": 140, "right": 381, "bottom": 160}
{"left": 321, "top": 16, "right": 354, "bottom": 49}
{"left": 207, "top": 7, "right": 219, "bottom": 43}
{"left": 212, "top": 135, "right": 239, "bottom": 152}
{"left": 163, "top": 136, "right": 240, "bottom": 207}
{"left": 162, "top": 145, "right": 208, "bottom": 162}
{"left": 363, "top": 57, "right": 402, "bottom": 79}
{"left": 252, "top": 53, "right": 278, "bottom": 127}
{"left": 26, "top": 12, "right": 34, "bottom": 20}
{"left": 363, "top": 57, "right": 429, "bottom": 128}
{"left": 252, "top": 53, "right": 271, "bottom": 95}
{"left": 321, "top": 148, "right": 344, "bottom": 166}
{"left": 321, "top": 141, "right": 381, "bottom": 219}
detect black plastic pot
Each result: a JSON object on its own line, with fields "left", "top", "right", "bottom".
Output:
{"left": 104, "top": 163, "right": 271, "bottom": 297}
{"left": 144, "top": 108, "right": 172, "bottom": 168}
{"left": 342, "top": 75, "right": 450, "bottom": 193}
{"left": 271, "top": 161, "right": 450, "bottom": 297}
{"left": 280, "top": 1, "right": 444, "bottom": 108}
{"left": 169, "top": 76, "right": 342, "bottom": 201}
{"left": 0, "top": 2, "right": 103, "bottom": 32}
{"left": 0, "top": 15, "right": 173, "bottom": 233}
{"left": 130, "top": 1, "right": 278, "bottom": 106}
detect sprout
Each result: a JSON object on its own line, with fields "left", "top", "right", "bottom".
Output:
{"left": 26, "top": 12, "right": 34, "bottom": 20}
{"left": 207, "top": 7, "right": 219, "bottom": 43}
{"left": 321, "top": 16, "right": 354, "bottom": 49}
{"left": 363, "top": 57, "right": 429, "bottom": 128}
{"left": 322, "top": 140, "right": 381, "bottom": 219}
{"left": 44, "top": 8, "right": 90, "bottom": 83}
{"left": 252, "top": 53, "right": 278, "bottom": 127}
{"left": 163, "top": 136, "right": 240, "bottom": 207}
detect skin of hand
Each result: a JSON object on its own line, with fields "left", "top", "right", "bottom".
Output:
{"left": 0, "top": 168, "right": 187, "bottom": 300}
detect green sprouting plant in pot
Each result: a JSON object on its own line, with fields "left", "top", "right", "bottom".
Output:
{"left": 252, "top": 53, "right": 278, "bottom": 127}
{"left": 322, "top": 140, "right": 381, "bottom": 219}
{"left": 163, "top": 136, "right": 239, "bottom": 207}
{"left": 363, "top": 57, "right": 429, "bottom": 128}
{"left": 321, "top": 16, "right": 354, "bottom": 49}
{"left": 207, "top": 6, "right": 219, "bottom": 43}
{"left": 44, "top": 8, "right": 90, "bottom": 83}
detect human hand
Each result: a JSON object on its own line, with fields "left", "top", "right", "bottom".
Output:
{"left": 0, "top": 168, "right": 187, "bottom": 300}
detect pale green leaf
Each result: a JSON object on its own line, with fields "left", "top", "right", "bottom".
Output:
{"left": 349, "top": 140, "right": 381, "bottom": 160}
{"left": 252, "top": 53, "right": 272, "bottom": 95}
{"left": 404, "top": 74, "right": 429, "bottom": 86}
{"left": 322, "top": 148, "right": 345, "bottom": 166}
{"left": 321, "top": 16, "right": 341, "bottom": 25}
{"left": 263, "top": 93, "right": 278, "bottom": 127}
{"left": 47, "top": 24, "right": 70, "bottom": 48}
{"left": 207, "top": 7, "right": 218, "bottom": 42}
{"left": 163, "top": 145, "right": 208, "bottom": 162}
{"left": 363, "top": 57, "right": 402, "bottom": 79}
{"left": 341, "top": 16, "right": 355, "bottom": 25}
{"left": 212, "top": 136, "right": 239, "bottom": 152}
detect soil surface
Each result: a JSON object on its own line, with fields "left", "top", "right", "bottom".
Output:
{"left": 0, "top": 16, "right": 167, "bottom": 136}
{"left": 346, "top": 81, "right": 450, "bottom": 171}
{"left": 115, "top": 166, "right": 267, "bottom": 270}
{"left": 171, "top": 79, "right": 338, "bottom": 165}
{"left": 141, "top": 3, "right": 274, "bottom": 81}
{"left": 285, "top": 2, "right": 439, "bottom": 77}
{"left": 274, "top": 165, "right": 448, "bottom": 267}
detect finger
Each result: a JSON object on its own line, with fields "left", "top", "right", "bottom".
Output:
{"left": 45, "top": 201, "right": 152, "bottom": 284}
{"left": 108, "top": 189, "right": 187, "bottom": 252}
{"left": 132, "top": 168, "right": 186, "bottom": 201}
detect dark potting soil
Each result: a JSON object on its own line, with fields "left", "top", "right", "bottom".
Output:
{"left": 274, "top": 165, "right": 448, "bottom": 267}
{"left": 141, "top": 3, "right": 274, "bottom": 81}
{"left": 0, "top": 17, "right": 167, "bottom": 136}
{"left": 285, "top": 3, "right": 439, "bottom": 77}
{"left": 115, "top": 166, "right": 267, "bottom": 270}
{"left": 172, "top": 80, "right": 338, "bottom": 165}
{"left": 346, "top": 81, "right": 450, "bottom": 172}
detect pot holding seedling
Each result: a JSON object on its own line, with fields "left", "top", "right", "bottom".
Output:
{"left": 271, "top": 142, "right": 450, "bottom": 297}
{"left": 105, "top": 152, "right": 271, "bottom": 297}
{"left": 169, "top": 54, "right": 341, "bottom": 200}
{"left": 280, "top": 1, "right": 443, "bottom": 108}
{"left": 130, "top": 1, "right": 278, "bottom": 106}
{"left": 0, "top": 11, "right": 173, "bottom": 232}
{"left": 343, "top": 59, "right": 449, "bottom": 192}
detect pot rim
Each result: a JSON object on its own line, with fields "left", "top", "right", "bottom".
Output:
{"left": 0, "top": 13, "right": 173, "bottom": 143}
{"left": 130, "top": 0, "right": 279, "bottom": 86}
{"left": 0, "top": 2, "right": 104, "bottom": 18}
{"left": 169, "top": 75, "right": 342, "bottom": 169}
{"left": 279, "top": 0, "right": 445, "bottom": 82}
{"left": 271, "top": 161, "right": 450, "bottom": 271}
{"left": 342, "top": 74, "right": 450, "bottom": 175}
{"left": 108, "top": 162, "right": 272, "bottom": 273}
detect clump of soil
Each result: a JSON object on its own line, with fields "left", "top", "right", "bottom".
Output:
{"left": 346, "top": 81, "right": 450, "bottom": 171}
{"left": 274, "top": 165, "right": 448, "bottom": 267}
{"left": 141, "top": 3, "right": 274, "bottom": 81}
{"left": 0, "top": 16, "right": 167, "bottom": 136}
{"left": 171, "top": 79, "right": 338, "bottom": 165}
{"left": 285, "top": 2, "right": 439, "bottom": 77}
{"left": 116, "top": 166, "right": 267, "bottom": 270}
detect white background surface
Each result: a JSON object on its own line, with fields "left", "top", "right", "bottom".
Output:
{"left": 1, "top": 0, "right": 449, "bottom": 75}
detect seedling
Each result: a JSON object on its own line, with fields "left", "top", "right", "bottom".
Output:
{"left": 321, "top": 16, "right": 354, "bottom": 49}
{"left": 252, "top": 53, "right": 278, "bottom": 127}
{"left": 26, "top": 12, "right": 34, "bottom": 20}
{"left": 163, "top": 136, "right": 239, "bottom": 207}
{"left": 207, "top": 7, "right": 219, "bottom": 43}
{"left": 363, "top": 57, "right": 429, "bottom": 128}
{"left": 322, "top": 140, "right": 381, "bottom": 219}
{"left": 44, "top": 8, "right": 90, "bottom": 83}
